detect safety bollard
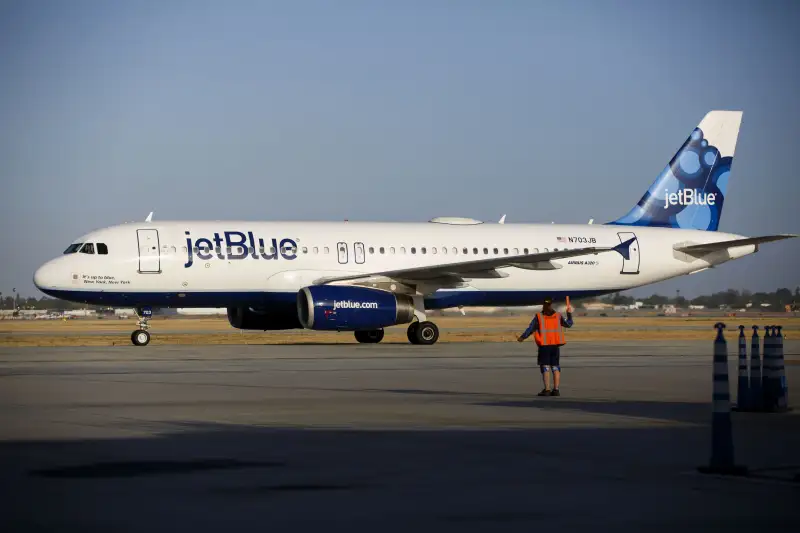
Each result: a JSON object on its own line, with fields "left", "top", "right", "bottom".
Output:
{"left": 749, "top": 326, "right": 763, "bottom": 411}
{"left": 734, "top": 325, "right": 749, "bottom": 411}
{"left": 774, "top": 326, "right": 790, "bottom": 412}
{"left": 762, "top": 326, "right": 776, "bottom": 411}
{"left": 698, "top": 323, "right": 747, "bottom": 475}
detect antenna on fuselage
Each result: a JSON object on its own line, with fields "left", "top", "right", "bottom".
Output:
{"left": 499, "top": 214, "right": 506, "bottom": 224}
{"left": 145, "top": 212, "right": 154, "bottom": 222}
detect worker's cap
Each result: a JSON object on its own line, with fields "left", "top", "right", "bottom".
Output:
{"left": 542, "top": 296, "right": 553, "bottom": 305}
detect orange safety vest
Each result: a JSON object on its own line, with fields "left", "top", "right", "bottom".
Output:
{"left": 533, "top": 312, "right": 566, "bottom": 347}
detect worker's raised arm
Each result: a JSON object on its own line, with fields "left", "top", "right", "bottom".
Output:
{"left": 562, "top": 296, "right": 574, "bottom": 328}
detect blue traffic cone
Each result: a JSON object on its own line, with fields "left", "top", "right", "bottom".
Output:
{"left": 698, "top": 323, "right": 747, "bottom": 475}
{"left": 762, "top": 326, "right": 776, "bottom": 411}
{"left": 733, "top": 325, "right": 749, "bottom": 411}
{"left": 749, "top": 326, "right": 763, "bottom": 411}
{"left": 774, "top": 326, "right": 790, "bottom": 412}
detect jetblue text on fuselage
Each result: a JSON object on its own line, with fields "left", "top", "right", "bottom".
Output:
{"left": 184, "top": 231, "right": 297, "bottom": 268}
{"left": 663, "top": 189, "right": 717, "bottom": 209}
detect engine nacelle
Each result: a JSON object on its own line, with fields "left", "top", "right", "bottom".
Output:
{"left": 227, "top": 305, "right": 300, "bottom": 330}
{"left": 297, "top": 286, "right": 415, "bottom": 331}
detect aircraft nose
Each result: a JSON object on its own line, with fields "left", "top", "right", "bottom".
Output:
{"left": 33, "top": 260, "right": 59, "bottom": 290}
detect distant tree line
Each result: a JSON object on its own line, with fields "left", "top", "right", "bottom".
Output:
{"left": 596, "top": 287, "right": 799, "bottom": 309}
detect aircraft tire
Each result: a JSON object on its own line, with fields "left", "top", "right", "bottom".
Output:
{"left": 407, "top": 322, "right": 420, "bottom": 344}
{"left": 131, "top": 329, "right": 151, "bottom": 346}
{"left": 414, "top": 321, "right": 439, "bottom": 345}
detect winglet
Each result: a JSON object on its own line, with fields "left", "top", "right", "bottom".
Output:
{"left": 145, "top": 212, "right": 154, "bottom": 222}
{"left": 613, "top": 237, "right": 636, "bottom": 260}
{"left": 499, "top": 215, "right": 506, "bottom": 224}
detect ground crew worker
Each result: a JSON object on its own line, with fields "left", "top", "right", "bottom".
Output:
{"left": 517, "top": 296, "right": 574, "bottom": 396}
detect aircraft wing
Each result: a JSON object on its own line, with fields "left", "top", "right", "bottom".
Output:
{"left": 674, "top": 234, "right": 797, "bottom": 255}
{"left": 313, "top": 240, "right": 633, "bottom": 285}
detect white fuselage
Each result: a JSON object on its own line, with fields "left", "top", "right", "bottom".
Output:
{"left": 33, "top": 220, "right": 755, "bottom": 311}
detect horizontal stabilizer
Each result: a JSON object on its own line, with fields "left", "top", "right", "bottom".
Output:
{"left": 674, "top": 234, "right": 797, "bottom": 255}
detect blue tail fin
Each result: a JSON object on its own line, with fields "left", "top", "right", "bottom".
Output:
{"left": 608, "top": 110, "right": 743, "bottom": 231}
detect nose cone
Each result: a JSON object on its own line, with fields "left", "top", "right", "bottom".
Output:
{"left": 33, "top": 260, "right": 61, "bottom": 292}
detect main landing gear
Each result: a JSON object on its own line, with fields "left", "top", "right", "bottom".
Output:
{"left": 406, "top": 321, "right": 439, "bottom": 345}
{"left": 352, "top": 322, "right": 440, "bottom": 345}
{"left": 131, "top": 306, "right": 153, "bottom": 346}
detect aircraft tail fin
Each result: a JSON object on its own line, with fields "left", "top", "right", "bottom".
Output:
{"left": 608, "top": 110, "right": 743, "bottom": 231}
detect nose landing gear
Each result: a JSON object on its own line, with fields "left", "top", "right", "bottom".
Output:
{"left": 131, "top": 306, "right": 153, "bottom": 346}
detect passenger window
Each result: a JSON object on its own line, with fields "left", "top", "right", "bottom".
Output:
{"left": 513, "top": 248, "right": 519, "bottom": 254}
{"left": 302, "top": 247, "right": 308, "bottom": 254}
{"left": 472, "top": 247, "right": 477, "bottom": 254}
{"left": 380, "top": 247, "right": 385, "bottom": 254}
{"left": 313, "top": 247, "right": 319, "bottom": 254}
{"left": 483, "top": 248, "right": 488, "bottom": 255}
{"left": 400, "top": 247, "right": 406, "bottom": 254}
{"left": 421, "top": 247, "right": 426, "bottom": 254}
{"left": 324, "top": 247, "right": 330, "bottom": 254}
{"left": 493, "top": 248, "right": 498, "bottom": 255}
{"left": 390, "top": 247, "right": 395, "bottom": 254}
{"left": 411, "top": 247, "right": 416, "bottom": 254}
{"left": 170, "top": 246, "right": 176, "bottom": 254}
{"left": 437, "top": 247, "right": 442, "bottom": 254}
{"left": 452, "top": 247, "right": 457, "bottom": 255}
{"left": 80, "top": 243, "right": 95, "bottom": 254}
{"left": 369, "top": 247, "right": 374, "bottom": 254}
{"left": 97, "top": 243, "right": 109, "bottom": 255}
{"left": 182, "top": 246, "right": 188, "bottom": 253}
{"left": 543, "top": 248, "right": 549, "bottom": 252}
{"left": 503, "top": 248, "right": 509, "bottom": 255}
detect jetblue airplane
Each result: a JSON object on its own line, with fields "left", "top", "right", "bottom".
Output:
{"left": 33, "top": 111, "right": 796, "bottom": 346}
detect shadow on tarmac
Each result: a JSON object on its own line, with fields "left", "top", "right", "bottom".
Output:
{"left": 1, "top": 420, "right": 798, "bottom": 532}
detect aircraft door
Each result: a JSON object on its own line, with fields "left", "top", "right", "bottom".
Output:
{"left": 617, "top": 232, "right": 640, "bottom": 275}
{"left": 337, "top": 242, "right": 348, "bottom": 264}
{"left": 137, "top": 229, "right": 161, "bottom": 273}
{"left": 354, "top": 242, "right": 365, "bottom": 264}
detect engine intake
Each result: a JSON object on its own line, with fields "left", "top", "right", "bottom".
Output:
{"left": 297, "top": 286, "right": 415, "bottom": 331}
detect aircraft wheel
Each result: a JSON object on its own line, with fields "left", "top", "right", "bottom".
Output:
{"left": 355, "top": 329, "right": 384, "bottom": 344}
{"left": 414, "top": 321, "right": 439, "bottom": 345}
{"left": 407, "top": 322, "right": 420, "bottom": 344}
{"left": 131, "top": 329, "right": 151, "bottom": 346}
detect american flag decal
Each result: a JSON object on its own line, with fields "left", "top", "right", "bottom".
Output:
{"left": 557, "top": 237, "right": 566, "bottom": 242}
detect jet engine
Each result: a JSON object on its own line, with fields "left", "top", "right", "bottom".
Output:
{"left": 297, "top": 285, "right": 415, "bottom": 331}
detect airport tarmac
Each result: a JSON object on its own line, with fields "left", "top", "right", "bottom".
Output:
{"left": 1, "top": 341, "right": 798, "bottom": 532}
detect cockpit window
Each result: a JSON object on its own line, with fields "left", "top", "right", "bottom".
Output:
{"left": 63, "top": 243, "right": 83, "bottom": 254}
{"left": 80, "top": 243, "right": 95, "bottom": 254}
{"left": 97, "top": 243, "right": 108, "bottom": 255}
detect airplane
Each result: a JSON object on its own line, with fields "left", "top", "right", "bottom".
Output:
{"left": 33, "top": 110, "right": 796, "bottom": 346}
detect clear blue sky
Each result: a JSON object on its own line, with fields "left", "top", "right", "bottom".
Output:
{"left": 1, "top": 0, "right": 798, "bottom": 299}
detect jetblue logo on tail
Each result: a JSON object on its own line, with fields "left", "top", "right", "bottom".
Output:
{"left": 184, "top": 231, "right": 297, "bottom": 268}
{"left": 664, "top": 189, "right": 717, "bottom": 208}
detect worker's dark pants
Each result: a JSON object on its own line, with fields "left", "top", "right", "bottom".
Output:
{"left": 537, "top": 345, "right": 561, "bottom": 368}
